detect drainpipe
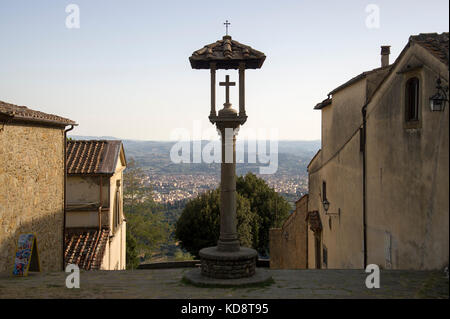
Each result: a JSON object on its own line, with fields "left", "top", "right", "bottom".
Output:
{"left": 63, "top": 125, "right": 74, "bottom": 270}
{"left": 361, "top": 105, "right": 368, "bottom": 269}
{"left": 99, "top": 175, "right": 103, "bottom": 231}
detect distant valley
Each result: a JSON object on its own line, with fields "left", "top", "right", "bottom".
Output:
{"left": 69, "top": 136, "right": 320, "bottom": 207}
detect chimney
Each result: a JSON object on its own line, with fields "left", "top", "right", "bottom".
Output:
{"left": 381, "top": 46, "right": 391, "bottom": 67}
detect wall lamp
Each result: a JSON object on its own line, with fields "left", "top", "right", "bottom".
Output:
{"left": 429, "top": 77, "right": 448, "bottom": 112}
{"left": 322, "top": 199, "right": 330, "bottom": 212}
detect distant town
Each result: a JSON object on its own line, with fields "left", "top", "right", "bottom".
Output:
{"left": 68, "top": 138, "right": 319, "bottom": 208}
{"left": 144, "top": 173, "right": 308, "bottom": 205}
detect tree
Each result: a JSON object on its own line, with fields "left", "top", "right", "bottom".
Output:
{"left": 237, "top": 173, "right": 291, "bottom": 255}
{"left": 175, "top": 189, "right": 254, "bottom": 258}
{"left": 126, "top": 228, "right": 139, "bottom": 269}
{"left": 175, "top": 173, "right": 290, "bottom": 257}
{"left": 123, "top": 157, "right": 170, "bottom": 261}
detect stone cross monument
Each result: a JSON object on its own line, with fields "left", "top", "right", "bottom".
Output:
{"left": 184, "top": 24, "right": 272, "bottom": 286}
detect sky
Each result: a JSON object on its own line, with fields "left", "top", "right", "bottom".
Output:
{"left": 0, "top": 0, "right": 448, "bottom": 141}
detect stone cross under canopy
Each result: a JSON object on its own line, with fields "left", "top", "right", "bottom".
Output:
{"left": 219, "top": 75, "right": 235, "bottom": 104}
{"left": 189, "top": 34, "right": 266, "bottom": 124}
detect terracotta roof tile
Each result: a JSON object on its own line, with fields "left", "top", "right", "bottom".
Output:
{"left": 314, "top": 98, "right": 332, "bottom": 110}
{"left": 410, "top": 32, "right": 449, "bottom": 66}
{"left": 64, "top": 228, "right": 109, "bottom": 270}
{"left": 190, "top": 35, "right": 266, "bottom": 69}
{"left": 67, "top": 140, "right": 123, "bottom": 174}
{"left": 328, "top": 65, "right": 392, "bottom": 96}
{"left": 0, "top": 100, "right": 76, "bottom": 126}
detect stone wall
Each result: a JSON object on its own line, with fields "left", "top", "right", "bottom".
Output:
{"left": 200, "top": 256, "right": 256, "bottom": 279}
{"left": 0, "top": 123, "right": 65, "bottom": 272}
{"left": 269, "top": 194, "right": 308, "bottom": 269}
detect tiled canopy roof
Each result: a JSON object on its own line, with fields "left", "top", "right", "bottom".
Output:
{"left": 306, "top": 211, "right": 322, "bottom": 233}
{"left": 64, "top": 228, "right": 109, "bottom": 270}
{"left": 189, "top": 35, "right": 266, "bottom": 69}
{"left": 410, "top": 32, "right": 449, "bottom": 66}
{"left": 67, "top": 140, "right": 123, "bottom": 175}
{"left": 0, "top": 100, "right": 76, "bottom": 126}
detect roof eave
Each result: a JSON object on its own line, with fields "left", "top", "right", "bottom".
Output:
{"left": 8, "top": 116, "right": 77, "bottom": 127}
{"left": 189, "top": 56, "right": 266, "bottom": 70}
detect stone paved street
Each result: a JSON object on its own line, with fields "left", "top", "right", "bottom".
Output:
{"left": 0, "top": 268, "right": 448, "bottom": 299}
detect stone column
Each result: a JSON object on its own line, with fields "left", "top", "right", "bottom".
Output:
{"left": 217, "top": 124, "right": 240, "bottom": 252}
{"left": 210, "top": 63, "right": 217, "bottom": 117}
{"left": 239, "top": 63, "right": 246, "bottom": 117}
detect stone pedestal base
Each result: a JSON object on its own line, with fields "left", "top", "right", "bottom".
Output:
{"left": 183, "top": 268, "right": 272, "bottom": 288}
{"left": 199, "top": 246, "right": 257, "bottom": 279}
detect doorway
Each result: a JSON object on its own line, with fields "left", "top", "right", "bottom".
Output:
{"left": 314, "top": 233, "right": 321, "bottom": 269}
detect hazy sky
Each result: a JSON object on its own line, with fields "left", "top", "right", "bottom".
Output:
{"left": 0, "top": 0, "right": 448, "bottom": 140}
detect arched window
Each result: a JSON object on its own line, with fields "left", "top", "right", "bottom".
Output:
{"left": 405, "top": 77, "right": 420, "bottom": 122}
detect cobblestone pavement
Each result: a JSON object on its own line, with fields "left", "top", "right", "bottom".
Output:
{"left": 0, "top": 268, "right": 448, "bottom": 299}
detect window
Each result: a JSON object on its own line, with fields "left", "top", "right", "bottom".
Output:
{"left": 405, "top": 77, "right": 420, "bottom": 122}
{"left": 322, "top": 181, "right": 327, "bottom": 201}
{"left": 113, "top": 184, "right": 121, "bottom": 233}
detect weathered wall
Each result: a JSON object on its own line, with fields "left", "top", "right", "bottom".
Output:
{"left": 308, "top": 133, "right": 364, "bottom": 269}
{"left": 322, "top": 79, "right": 366, "bottom": 161}
{"left": 308, "top": 80, "right": 366, "bottom": 269}
{"left": 269, "top": 195, "right": 308, "bottom": 269}
{"left": 0, "top": 123, "right": 64, "bottom": 272}
{"left": 98, "top": 155, "right": 126, "bottom": 270}
{"left": 366, "top": 44, "right": 449, "bottom": 269}
{"left": 66, "top": 175, "right": 110, "bottom": 228}
{"left": 308, "top": 42, "right": 449, "bottom": 270}
{"left": 65, "top": 210, "right": 109, "bottom": 228}
{"left": 103, "top": 221, "right": 126, "bottom": 270}
{"left": 67, "top": 176, "right": 110, "bottom": 207}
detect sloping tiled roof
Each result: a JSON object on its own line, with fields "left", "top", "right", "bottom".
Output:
{"left": 67, "top": 140, "right": 124, "bottom": 174}
{"left": 190, "top": 35, "right": 266, "bottom": 69}
{"left": 307, "top": 149, "right": 321, "bottom": 170}
{"left": 328, "top": 65, "right": 392, "bottom": 96}
{"left": 0, "top": 100, "right": 76, "bottom": 126}
{"left": 64, "top": 228, "right": 109, "bottom": 270}
{"left": 314, "top": 98, "right": 332, "bottom": 110}
{"left": 410, "top": 32, "right": 449, "bottom": 66}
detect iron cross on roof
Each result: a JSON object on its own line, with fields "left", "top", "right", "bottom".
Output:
{"left": 219, "top": 75, "right": 235, "bottom": 104}
{"left": 224, "top": 20, "right": 231, "bottom": 35}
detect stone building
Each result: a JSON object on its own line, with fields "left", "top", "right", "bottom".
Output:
{"left": 308, "top": 33, "right": 449, "bottom": 270}
{"left": 0, "top": 100, "right": 76, "bottom": 272}
{"left": 269, "top": 194, "right": 308, "bottom": 269}
{"left": 64, "top": 140, "right": 127, "bottom": 270}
